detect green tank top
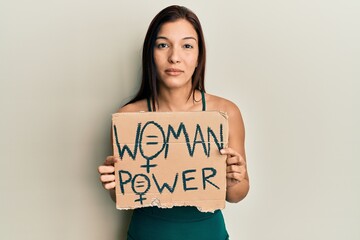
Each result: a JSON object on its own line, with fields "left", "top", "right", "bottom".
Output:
{"left": 127, "top": 92, "right": 229, "bottom": 240}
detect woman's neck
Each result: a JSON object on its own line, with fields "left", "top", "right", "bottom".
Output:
{"left": 157, "top": 88, "right": 202, "bottom": 112}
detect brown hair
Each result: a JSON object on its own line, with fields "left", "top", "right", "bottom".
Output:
{"left": 126, "top": 5, "right": 206, "bottom": 110}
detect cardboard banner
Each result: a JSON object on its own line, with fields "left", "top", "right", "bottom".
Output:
{"left": 112, "top": 111, "right": 229, "bottom": 212}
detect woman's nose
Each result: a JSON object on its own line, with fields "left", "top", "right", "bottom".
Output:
{"left": 168, "top": 48, "right": 181, "bottom": 64}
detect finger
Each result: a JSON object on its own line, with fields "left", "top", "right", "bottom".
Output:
{"left": 104, "top": 156, "right": 119, "bottom": 166}
{"left": 103, "top": 181, "right": 116, "bottom": 190}
{"left": 226, "top": 172, "right": 243, "bottom": 182}
{"left": 227, "top": 165, "right": 241, "bottom": 173}
{"left": 98, "top": 165, "right": 115, "bottom": 174}
{"left": 100, "top": 174, "right": 116, "bottom": 183}
{"left": 227, "top": 164, "right": 247, "bottom": 175}
{"left": 226, "top": 156, "right": 240, "bottom": 165}
{"left": 220, "top": 148, "right": 239, "bottom": 157}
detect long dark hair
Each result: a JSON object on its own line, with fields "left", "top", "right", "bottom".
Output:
{"left": 126, "top": 5, "right": 206, "bottom": 110}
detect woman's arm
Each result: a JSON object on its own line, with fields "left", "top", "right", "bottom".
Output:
{"left": 222, "top": 101, "right": 250, "bottom": 203}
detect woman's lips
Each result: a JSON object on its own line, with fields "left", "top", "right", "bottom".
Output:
{"left": 165, "top": 68, "right": 184, "bottom": 76}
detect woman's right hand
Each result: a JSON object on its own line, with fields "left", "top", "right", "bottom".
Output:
{"left": 98, "top": 156, "right": 119, "bottom": 190}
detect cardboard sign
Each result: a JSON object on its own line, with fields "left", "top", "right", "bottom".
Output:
{"left": 112, "top": 111, "right": 229, "bottom": 212}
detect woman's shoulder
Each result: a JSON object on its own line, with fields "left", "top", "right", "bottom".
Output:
{"left": 205, "top": 93, "right": 245, "bottom": 138}
{"left": 205, "top": 93, "right": 241, "bottom": 116}
{"left": 117, "top": 99, "right": 148, "bottom": 113}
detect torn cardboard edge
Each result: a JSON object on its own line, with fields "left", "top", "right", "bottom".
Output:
{"left": 115, "top": 200, "right": 226, "bottom": 213}
{"left": 112, "top": 111, "right": 229, "bottom": 212}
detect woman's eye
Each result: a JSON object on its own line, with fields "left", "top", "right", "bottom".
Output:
{"left": 157, "top": 43, "right": 168, "bottom": 48}
{"left": 183, "top": 44, "right": 193, "bottom": 49}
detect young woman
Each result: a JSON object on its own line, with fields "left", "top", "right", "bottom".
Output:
{"left": 98, "top": 5, "right": 249, "bottom": 240}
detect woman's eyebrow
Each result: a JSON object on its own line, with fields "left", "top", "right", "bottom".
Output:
{"left": 183, "top": 36, "right": 197, "bottom": 42}
{"left": 156, "top": 36, "right": 168, "bottom": 40}
{"left": 156, "top": 36, "right": 197, "bottom": 41}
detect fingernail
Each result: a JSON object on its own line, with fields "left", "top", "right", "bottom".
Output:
{"left": 220, "top": 149, "right": 225, "bottom": 154}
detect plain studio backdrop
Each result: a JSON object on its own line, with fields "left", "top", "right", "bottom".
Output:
{"left": 0, "top": 0, "right": 359, "bottom": 239}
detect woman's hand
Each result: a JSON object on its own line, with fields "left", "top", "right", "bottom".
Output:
{"left": 220, "top": 148, "right": 247, "bottom": 188}
{"left": 98, "top": 156, "right": 119, "bottom": 190}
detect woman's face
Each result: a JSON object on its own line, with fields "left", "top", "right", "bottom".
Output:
{"left": 154, "top": 19, "right": 199, "bottom": 90}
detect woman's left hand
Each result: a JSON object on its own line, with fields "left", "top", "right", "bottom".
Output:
{"left": 220, "top": 148, "right": 247, "bottom": 188}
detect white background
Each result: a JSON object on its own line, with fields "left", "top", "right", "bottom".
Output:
{"left": 1, "top": 0, "right": 359, "bottom": 239}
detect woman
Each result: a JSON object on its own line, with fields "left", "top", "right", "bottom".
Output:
{"left": 98, "top": 5, "right": 249, "bottom": 240}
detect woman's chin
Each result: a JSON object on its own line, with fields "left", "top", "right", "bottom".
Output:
{"left": 159, "top": 79, "right": 192, "bottom": 90}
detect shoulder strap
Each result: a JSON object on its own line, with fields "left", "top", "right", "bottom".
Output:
{"left": 201, "top": 91, "right": 206, "bottom": 111}
{"left": 146, "top": 98, "right": 152, "bottom": 112}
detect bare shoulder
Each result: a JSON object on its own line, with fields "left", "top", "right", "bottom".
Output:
{"left": 205, "top": 93, "right": 242, "bottom": 118}
{"left": 117, "top": 99, "right": 148, "bottom": 113}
